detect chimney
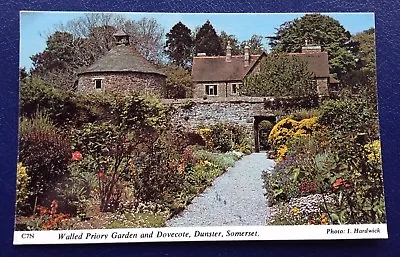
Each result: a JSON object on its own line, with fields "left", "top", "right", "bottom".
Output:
{"left": 114, "top": 29, "right": 130, "bottom": 46}
{"left": 301, "top": 39, "right": 322, "bottom": 53}
{"left": 226, "top": 41, "right": 232, "bottom": 62}
{"left": 244, "top": 42, "right": 250, "bottom": 67}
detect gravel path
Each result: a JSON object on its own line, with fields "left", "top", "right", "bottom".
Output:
{"left": 167, "top": 153, "right": 275, "bottom": 227}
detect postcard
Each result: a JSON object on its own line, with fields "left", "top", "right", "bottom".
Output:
{"left": 14, "top": 11, "right": 387, "bottom": 244}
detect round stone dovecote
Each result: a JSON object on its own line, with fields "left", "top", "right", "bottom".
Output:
{"left": 77, "top": 30, "right": 166, "bottom": 96}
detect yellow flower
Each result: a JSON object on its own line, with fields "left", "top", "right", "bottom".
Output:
{"left": 320, "top": 213, "right": 328, "bottom": 224}
{"left": 292, "top": 207, "right": 300, "bottom": 216}
{"left": 276, "top": 145, "right": 288, "bottom": 163}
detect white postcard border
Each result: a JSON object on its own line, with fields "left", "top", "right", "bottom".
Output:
{"left": 14, "top": 224, "right": 388, "bottom": 245}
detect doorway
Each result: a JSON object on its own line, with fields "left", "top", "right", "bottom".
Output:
{"left": 253, "top": 115, "right": 276, "bottom": 153}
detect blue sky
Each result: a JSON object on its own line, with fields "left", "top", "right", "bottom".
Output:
{"left": 20, "top": 11, "right": 375, "bottom": 69}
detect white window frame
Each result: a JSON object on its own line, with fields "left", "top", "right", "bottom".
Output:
{"left": 205, "top": 84, "right": 218, "bottom": 96}
{"left": 92, "top": 77, "right": 104, "bottom": 90}
{"left": 231, "top": 83, "right": 242, "bottom": 95}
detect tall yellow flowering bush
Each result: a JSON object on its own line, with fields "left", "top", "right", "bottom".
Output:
{"left": 268, "top": 117, "right": 319, "bottom": 148}
{"left": 16, "top": 162, "right": 31, "bottom": 214}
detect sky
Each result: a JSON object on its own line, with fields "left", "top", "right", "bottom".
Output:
{"left": 20, "top": 11, "right": 375, "bottom": 69}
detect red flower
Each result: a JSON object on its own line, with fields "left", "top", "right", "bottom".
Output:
{"left": 71, "top": 151, "right": 83, "bottom": 161}
{"left": 97, "top": 171, "right": 105, "bottom": 178}
{"left": 332, "top": 178, "right": 344, "bottom": 190}
{"left": 332, "top": 178, "right": 351, "bottom": 190}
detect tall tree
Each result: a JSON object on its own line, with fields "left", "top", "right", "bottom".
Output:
{"left": 341, "top": 28, "right": 377, "bottom": 104}
{"left": 269, "top": 14, "right": 358, "bottom": 78}
{"left": 241, "top": 54, "right": 315, "bottom": 98}
{"left": 122, "top": 18, "right": 166, "bottom": 64}
{"left": 30, "top": 31, "right": 85, "bottom": 89}
{"left": 165, "top": 22, "right": 193, "bottom": 69}
{"left": 162, "top": 65, "right": 194, "bottom": 99}
{"left": 194, "top": 20, "right": 223, "bottom": 56}
{"left": 219, "top": 31, "right": 241, "bottom": 55}
{"left": 353, "top": 28, "right": 376, "bottom": 74}
{"left": 240, "top": 35, "right": 264, "bottom": 55}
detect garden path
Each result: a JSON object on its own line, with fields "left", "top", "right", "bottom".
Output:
{"left": 167, "top": 153, "right": 275, "bottom": 227}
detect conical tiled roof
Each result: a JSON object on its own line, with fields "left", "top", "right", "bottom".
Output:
{"left": 78, "top": 45, "right": 165, "bottom": 76}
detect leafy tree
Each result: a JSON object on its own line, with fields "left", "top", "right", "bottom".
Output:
{"left": 353, "top": 28, "right": 376, "bottom": 74}
{"left": 219, "top": 31, "right": 241, "bottom": 55}
{"left": 194, "top": 20, "right": 223, "bottom": 56}
{"left": 241, "top": 54, "right": 316, "bottom": 98}
{"left": 340, "top": 28, "right": 377, "bottom": 110}
{"left": 269, "top": 14, "right": 358, "bottom": 78}
{"left": 165, "top": 22, "right": 193, "bottom": 69}
{"left": 163, "top": 66, "right": 193, "bottom": 98}
{"left": 30, "top": 31, "right": 84, "bottom": 89}
{"left": 241, "top": 34, "right": 264, "bottom": 54}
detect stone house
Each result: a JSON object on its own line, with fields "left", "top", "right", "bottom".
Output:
{"left": 77, "top": 31, "right": 166, "bottom": 96}
{"left": 191, "top": 42, "right": 339, "bottom": 98}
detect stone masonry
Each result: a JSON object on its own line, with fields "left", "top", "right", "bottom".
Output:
{"left": 77, "top": 72, "right": 166, "bottom": 96}
{"left": 162, "top": 96, "right": 276, "bottom": 134}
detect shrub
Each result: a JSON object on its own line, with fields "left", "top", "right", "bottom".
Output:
{"left": 16, "top": 163, "right": 31, "bottom": 215}
{"left": 19, "top": 113, "right": 70, "bottom": 208}
{"left": 200, "top": 123, "right": 252, "bottom": 153}
{"left": 259, "top": 120, "right": 274, "bottom": 150}
{"left": 54, "top": 160, "right": 99, "bottom": 217}
{"left": 288, "top": 108, "right": 321, "bottom": 121}
{"left": 318, "top": 98, "right": 376, "bottom": 138}
{"left": 268, "top": 117, "right": 319, "bottom": 149}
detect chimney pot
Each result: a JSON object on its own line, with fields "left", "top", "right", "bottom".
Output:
{"left": 244, "top": 42, "right": 250, "bottom": 67}
{"left": 226, "top": 41, "right": 232, "bottom": 62}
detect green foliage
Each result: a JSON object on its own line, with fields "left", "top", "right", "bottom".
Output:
{"left": 240, "top": 35, "right": 264, "bottom": 54}
{"left": 259, "top": 120, "right": 274, "bottom": 150}
{"left": 353, "top": 28, "right": 376, "bottom": 74}
{"left": 201, "top": 123, "right": 252, "bottom": 153}
{"left": 318, "top": 98, "right": 376, "bottom": 139}
{"left": 242, "top": 54, "right": 316, "bottom": 98}
{"left": 287, "top": 108, "right": 321, "bottom": 121}
{"left": 194, "top": 20, "right": 223, "bottom": 56}
{"left": 269, "top": 13, "right": 357, "bottom": 78}
{"left": 19, "top": 78, "right": 111, "bottom": 127}
{"left": 19, "top": 113, "right": 71, "bottom": 207}
{"left": 163, "top": 66, "right": 194, "bottom": 98}
{"left": 219, "top": 31, "right": 241, "bottom": 55}
{"left": 165, "top": 22, "right": 194, "bottom": 69}
{"left": 55, "top": 160, "right": 99, "bottom": 217}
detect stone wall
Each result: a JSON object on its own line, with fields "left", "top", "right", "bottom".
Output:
{"left": 77, "top": 72, "right": 166, "bottom": 96}
{"left": 163, "top": 96, "right": 275, "bottom": 133}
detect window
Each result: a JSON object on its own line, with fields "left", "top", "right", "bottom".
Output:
{"left": 94, "top": 79, "right": 103, "bottom": 90}
{"left": 231, "top": 83, "right": 242, "bottom": 95}
{"left": 205, "top": 84, "right": 218, "bottom": 96}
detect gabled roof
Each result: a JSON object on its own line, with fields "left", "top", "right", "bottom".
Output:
{"left": 192, "top": 51, "right": 330, "bottom": 83}
{"left": 287, "top": 52, "right": 330, "bottom": 78}
{"left": 192, "top": 54, "right": 265, "bottom": 82}
{"left": 78, "top": 45, "right": 165, "bottom": 76}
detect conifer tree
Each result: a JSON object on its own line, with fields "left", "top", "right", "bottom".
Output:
{"left": 165, "top": 22, "right": 193, "bottom": 69}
